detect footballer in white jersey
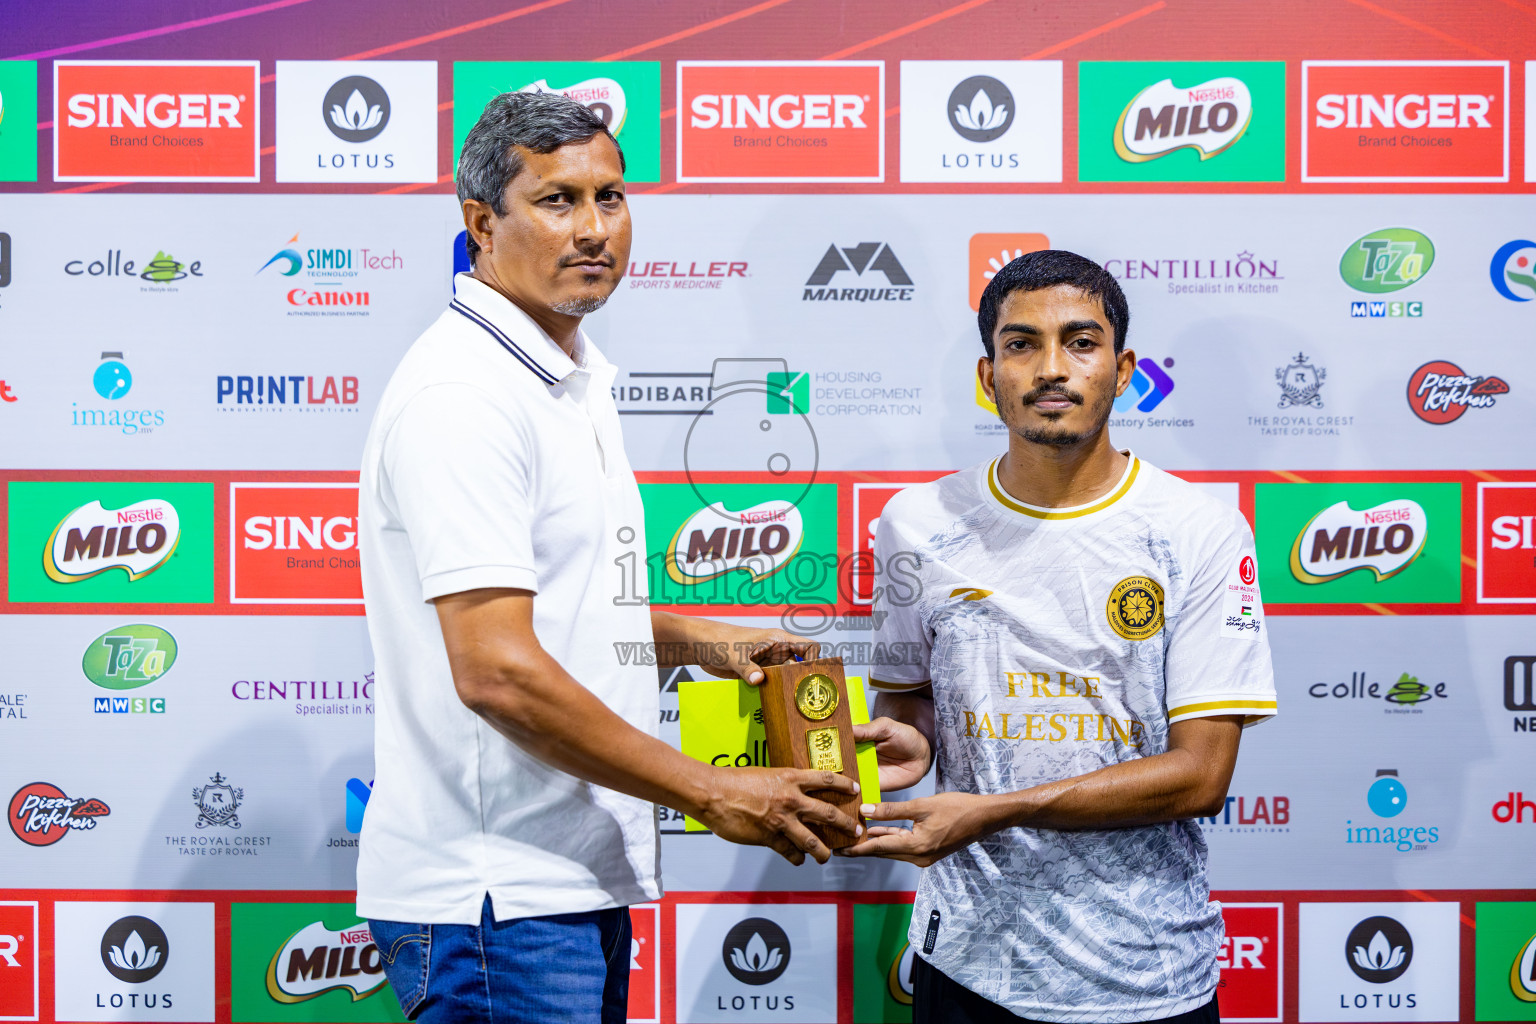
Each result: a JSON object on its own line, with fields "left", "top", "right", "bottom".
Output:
{"left": 842, "top": 251, "right": 1277, "bottom": 1024}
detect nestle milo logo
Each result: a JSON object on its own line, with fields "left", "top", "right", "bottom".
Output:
{"left": 1290, "top": 498, "right": 1428, "bottom": 584}
{"left": 1114, "top": 76, "right": 1253, "bottom": 162}
{"left": 265, "top": 919, "right": 386, "bottom": 1004}
{"left": 665, "top": 499, "right": 805, "bottom": 585}
{"left": 82, "top": 624, "right": 178, "bottom": 690}
{"left": 1340, "top": 228, "right": 1434, "bottom": 293}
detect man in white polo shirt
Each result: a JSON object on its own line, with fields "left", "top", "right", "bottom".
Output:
{"left": 357, "top": 92, "right": 856, "bottom": 1024}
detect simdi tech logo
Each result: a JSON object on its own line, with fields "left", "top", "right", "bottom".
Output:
{"left": 677, "top": 61, "right": 884, "bottom": 183}
{"left": 1302, "top": 60, "right": 1508, "bottom": 182}
{"left": 1077, "top": 61, "right": 1285, "bottom": 182}
{"left": 1474, "top": 901, "right": 1536, "bottom": 1021}
{"left": 276, "top": 61, "right": 438, "bottom": 183}
{"left": 54, "top": 61, "right": 260, "bottom": 182}
{"left": 0, "top": 61, "right": 40, "bottom": 182}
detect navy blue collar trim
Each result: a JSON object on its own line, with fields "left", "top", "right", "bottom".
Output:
{"left": 450, "top": 299, "right": 561, "bottom": 385}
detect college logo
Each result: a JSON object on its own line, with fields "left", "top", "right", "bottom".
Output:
{"left": 968, "top": 232, "right": 1050, "bottom": 311}
{"left": 1289, "top": 498, "right": 1425, "bottom": 583}
{"left": 0, "top": 902, "right": 38, "bottom": 1020}
{"left": 45, "top": 498, "right": 179, "bottom": 583}
{"left": 55, "top": 60, "right": 260, "bottom": 181}
{"left": 231, "top": 483, "right": 362, "bottom": 605}
{"left": 1406, "top": 360, "right": 1508, "bottom": 424}
{"left": 193, "top": 773, "right": 242, "bottom": 829}
{"left": 678, "top": 61, "right": 884, "bottom": 182}
{"left": 1106, "top": 576, "right": 1164, "bottom": 641}
{"left": 0, "top": 62, "right": 39, "bottom": 183}
{"left": 899, "top": 61, "right": 1062, "bottom": 183}
{"left": 8, "top": 782, "right": 109, "bottom": 846}
{"left": 1310, "top": 670, "right": 1447, "bottom": 708}
{"left": 1302, "top": 60, "right": 1508, "bottom": 182}
{"left": 722, "top": 917, "right": 791, "bottom": 985}
{"left": 1078, "top": 61, "right": 1285, "bottom": 182}
{"left": 1479, "top": 484, "right": 1536, "bottom": 603}
{"left": 265, "top": 920, "right": 387, "bottom": 1003}
{"left": 454, "top": 61, "right": 660, "bottom": 181}
{"left": 803, "top": 241, "right": 913, "bottom": 302}
{"left": 1113, "top": 356, "right": 1176, "bottom": 414}
{"left": 276, "top": 61, "right": 437, "bottom": 183}
{"left": 64, "top": 248, "right": 204, "bottom": 287}
{"left": 665, "top": 500, "right": 804, "bottom": 585}
{"left": 83, "top": 623, "right": 178, "bottom": 691}
{"left": 1491, "top": 239, "right": 1536, "bottom": 301}
{"left": 1276, "top": 353, "right": 1325, "bottom": 409}
{"left": 101, "top": 915, "right": 169, "bottom": 984}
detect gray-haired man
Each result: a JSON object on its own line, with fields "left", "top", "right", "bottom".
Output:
{"left": 356, "top": 91, "right": 857, "bottom": 1023}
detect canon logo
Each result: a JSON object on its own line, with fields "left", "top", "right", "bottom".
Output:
{"left": 244, "top": 516, "right": 357, "bottom": 551}
{"left": 689, "top": 94, "right": 866, "bottom": 130}
{"left": 1314, "top": 93, "right": 1490, "bottom": 130}
{"left": 66, "top": 93, "right": 244, "bottom": 129}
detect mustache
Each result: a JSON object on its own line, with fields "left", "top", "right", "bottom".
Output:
{"left": 559, "top": 253, "right": 615, "bottom": 267}
{"left": 1020, "top": 385, "right": 1085, "bottom": 406}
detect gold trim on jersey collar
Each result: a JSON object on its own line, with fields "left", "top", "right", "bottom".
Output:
{"left": 987, "top": 455, "right": 1140, "bottom": 520}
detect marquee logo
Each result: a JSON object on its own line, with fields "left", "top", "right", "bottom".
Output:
{"left": 1302, "top": 60, "right": 1508, "bottom": 182}
{"left": 1289, "top": 498, "right": 1426, "bottom": 584}
{"left": 55, "top": 60, "right": 260, "bottom": 182}
{"left": 231, "top": 483, "right": 362, "bottom": 605}
{"left": 8, "top": 782, "right": 110, "bottom": 846}
{"left": 677, "top": 61, "right": 884, "bottom": 182}
{"left": 1406, "top": 360, "right": 1508, "bottom": 424}
{"left": 45, "top": 499, "right": 180, "bottom": 584}
{"left": 265, "top": 920, "right": 386, "bottom": 1003}
{"left": 803, "top": 241, "right": 913, "bottom": 302}
{"left": 1114, "top": 76, "right": 1253, "bottom": 162}
{"left": 666, "top": 500, "right": 804, "bottom": 585}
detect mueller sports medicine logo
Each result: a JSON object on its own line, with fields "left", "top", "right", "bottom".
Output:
{"left": 232, "top": 484, "right": 361, "bottom": 605}
{"left": 1479, "top": 484, "right": 1536, "bottom": 604}
{"left": 1115, "top": 76, "right": 1253, "bottom": 162}
{"left": 1406, "top": 360, "right": 1508, "bottom": 424}
{"left": 1290, "top": 499, "right": 1426, "bottom": 584}
{"left": 1302, "top": 61, "right": 1508, "bottom": 182}
{"left": 666, "top": 500, "right": 804, "bottom": 585}
{"left": 55, "top": 61, "right": 260, "bottom": 181}
{"left": 678, "top": 61, "right": 883, "bottom": 182}
{"left": 804, "top": 242, "right": 913, "bottom": 302}
{"left": 265, "top": 920, "right": 386, "bottom": 1003}
{"left": 45, "top": 499, "right": 180, "bottom": 583}
{"left": 8, "top": 782, "right": 110, "bottom": 846}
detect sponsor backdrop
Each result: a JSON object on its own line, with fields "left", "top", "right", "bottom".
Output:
{"left": 1, "top": 3, "right": 1534, "bottom": 1023}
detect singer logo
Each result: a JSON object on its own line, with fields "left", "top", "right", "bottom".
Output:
{"left": 665, "top": 500, "right": 805, "bottom": 585}
{"left": 1302, "top": 61, "right": 1508, "bottom": 182}
{"left": 677, "top": 62, "right": 884, "bottom": 182}
{"left": 0, "top": 902, "right": 37, "bottom": 1020}
{"left": 231, "top": 483, "right": 361, "bottom": 605}
{"left": 55, "top": 61, "right": 260, "bottom": 181}
{"left": 45, "top": 499, "right": 180, "bottom": 584}
{"left": 1290, "top": 498, "right": 1427, "bottom": 584}
{"left": 628, "top": 905, "right": 660, "bottom": 1023}
{"left": 1478, "top": 482, "right": 1536, "bottom": 603}
{"left": 1217, "top": 904, "right": 1282, "bottom": 1022}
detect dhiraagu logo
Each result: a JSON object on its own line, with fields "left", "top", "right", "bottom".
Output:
{"left": 1340, "top": 228, "right": 1434, "bottom": 293}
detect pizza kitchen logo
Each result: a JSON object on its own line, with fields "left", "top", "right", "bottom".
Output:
{"left": 1114, "top": 75, "right": 1252, "bottom": 163}
{"left": 45, "top": 499, "right": 180, "bottom": 584}
{"left": 8, "top": 782, "right": 110, "bottom": 846}
{"left": 1406, "top": 360, "right": 1508, "bottom": 424}
{"left": 1289, "top": 498, "right": 1427, "bottom": 584}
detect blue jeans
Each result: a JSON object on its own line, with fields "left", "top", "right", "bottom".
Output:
{"left": 369, "top": 896, "right": 632, "bottom": 1023}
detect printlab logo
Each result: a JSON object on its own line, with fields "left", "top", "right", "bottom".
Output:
{"left": 1114, "top": 357, "right": 1176, "bottom": 413}
{"left": 1342, "top": 228, "right": 1433, "bottom": 318}
{"left": 322, "top": 76, "right": 389, "bottom": 142}
{"left": 722, "top": 918, "right": 791, "bottom": 985}
{"left": 1491, "top": 239, "right": 1536, "bottom": 301}
{"left": 1406, "top": 360, "right": 1508, "bottom": 424}
{"left": 193, "top": 773, "right": 242, "bottom": 829}
{"left": 8, "top": 782, "right": 110, "bottom": 845}
{"left": 948, "top": 76, "right": 1013, "bottom": 142}
{"left": 1346, "top": 916, "right": 1413, "bottom": 984}
{"left": 101, "top": 915, "right": 168, "bottom": 983}
{"left": 803, "top": 241, "right": 914, "bottom": 302}
{"left": 1277, "top": 352, "right": 1325, "bottom": 408}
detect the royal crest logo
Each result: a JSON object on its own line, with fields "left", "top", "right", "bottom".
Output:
{"left": 1406, "top": 360, "right": 1509, "bottom": 424}
{"left": 1107, "top": 576, "right": 1165, "bottom": 641}
{"left": 666, "top": 500, "right": 805, "bottom": 585}
{"left": 1290, "top": 499, "right": 1428, "bottom": 584}
{"left": 44, "top": 498, "right": 180, "bottom": 583}
{"left": 1276, "top": 352, "right": 1326, "bottom": 409}
{"left": 1114, "top": 76, "right": 1253, "bottom": 162}
{"left": 265, "top": 919, "right": 386, "bottom": 1003}
{"left": 193, "top": 773, "right": 242, "bottom": 829}
{"left": 8, "top": 782, "right": 110, "bottom": 846}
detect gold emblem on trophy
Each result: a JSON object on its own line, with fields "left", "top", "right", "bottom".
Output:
{"left": 795, "top": 673, "right": 839, "bottom": 721}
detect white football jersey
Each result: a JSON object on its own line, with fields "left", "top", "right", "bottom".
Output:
{"left": 870, "top": 453, "right": 1276, "bottom": 1023}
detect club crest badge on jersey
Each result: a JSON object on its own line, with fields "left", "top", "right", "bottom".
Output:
{"left": 1107, "top": 575, "right": 1165, "bottom": 640}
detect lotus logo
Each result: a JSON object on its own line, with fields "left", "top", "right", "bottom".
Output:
{"left": 1289, "top": 498, "right": 1426, "bottom": 585}
{"left": 721, "top": 917, "right": 790, "bottom": 985}
{"left": 266, "top": 920, "right": 386, "bottom": 1003}
{"left": 1114, "top": 77, "right": 1253, "bottom": 162}
{"left": 45, "top": 498, "right": 180, "bottom": 584}
{"left": 321, "top": 76, "right": 390, "bottom": 144}
{"left": 1344, "top": 916, "right": 1413, "bottom": 983}
{"left": 665, "top": 500, "right": 804, "bottom": 585}
{"left": 100, "top": 916, "right": 169, "bottom": 984}
{"left": 946, "top": 76, "right": 1014, "bottom": 143}
{"left": 519, "top": 77, "right": 628, "bottom": 134}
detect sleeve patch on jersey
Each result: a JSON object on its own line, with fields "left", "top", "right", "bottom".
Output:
{"left": 1220, "top": 556, "right": 1265, "bottom": 640}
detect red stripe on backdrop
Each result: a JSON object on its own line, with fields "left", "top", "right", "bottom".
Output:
{"left": 1342, "top": 0, "right": 1499, "bottom": 57}
{"left": 1024, "top": 0, "right": 1169, "bottom": 59}
{"left": 5, "top": 0, "right": 322, "bottom": 61}
{"left": 819, "top": 0, "right": 1005, "bottom": 60}
{"left": 339, "top": 0, "right": 582, "bottom": 60}
{"left": 597, "top": 0, "right": 802, "bottom": 61}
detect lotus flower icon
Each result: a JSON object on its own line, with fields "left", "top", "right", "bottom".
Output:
{"left": 331, "top": 89, "right": 383, "bottom": 133}
{"left": 955, "top": 89, "right": 1008, "bottom": 133}
{"left": 729, "top": 931, "right": 783, "bottom": 975}
{"left": 946, "top": 75, "right": 1016, "bottom": 143}
{"left": 1352, "top": 930, "right": 1406, "bottom": 972}
{"left": 108, "top": 929, "right": 161, "bottom": 972}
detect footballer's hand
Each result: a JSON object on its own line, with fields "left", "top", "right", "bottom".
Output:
{"left": 697, "top": 623, "right": 820, "bottom": 685}
{"left": 852, "top": 717, "right": 932, "bottom": 792}
{"left": 699, "top": 767, "right": 859, "bottom": 865}
{"left": 834, "top": 792, "right": 998, "bottom": 867}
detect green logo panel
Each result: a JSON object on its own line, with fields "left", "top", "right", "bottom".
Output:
{"left": 1077, "top": 61, "right": 1285, "bottom": 182}
{"left": 0, "top": 62, "right": 39, "bottom": 182}
{"left": 853, "top": 903, "right": 916, "bottom": 1022}
{"left": 1475, "top": 901, "right": 1536, "bottom": 1021}
{"left": 453, "top": 62, "right": 660, "bottom": 182}
{"left": 6, "top": 481, "right": 215, "bottom": 605}
{"left": 1254, "top": 482, "right": 1461, "bottom": 604}
{"left": 231, "top": 903, "right": 407, "bottom": 1023}
{"left": 641, "top": 482, "right": 837, "bottom": 607}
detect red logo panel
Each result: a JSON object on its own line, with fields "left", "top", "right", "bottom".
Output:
{"left": 0, "top": 902, "right": 38, "bottom": 1021}
{"left": 1216, "top": 903, "right": 1282, "bottom": 1022}
{"left": 231, "top": 484, "right": 362, "bottom": 605}
{"left": 848, "top": 483, "right": 918, "bottom": 607}
{"left": 1302, "top": 61, "right": 1507, "bottom": 182}
{"left": 627, "top": 904, "right": 660, "bottom": 1023}
{"left": 55, "top": 61, "right": 260, "bottom": 181}
{"left": 1479, "top": 482, "right": 1536, "bottom": 603}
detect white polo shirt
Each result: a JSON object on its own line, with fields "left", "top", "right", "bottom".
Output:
{"left": 356, "top": 273, "right": 660, "bottom": 925}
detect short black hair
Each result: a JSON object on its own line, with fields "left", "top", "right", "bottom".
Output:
{"left": 456, "top": 91, "right": 625, "bottom": 265}
{"left": 977, "top": 249, "right": 1130, "bottom": 358}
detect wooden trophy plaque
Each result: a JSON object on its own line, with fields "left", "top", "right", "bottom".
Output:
{"left": 756, "top": 657, "right": 863, "bottom": 849}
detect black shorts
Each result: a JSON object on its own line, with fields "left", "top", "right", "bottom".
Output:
{"left": 912, "top": 955, "right": 1221, "bottom": 1024}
